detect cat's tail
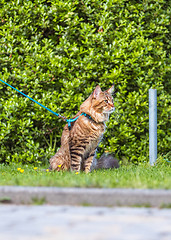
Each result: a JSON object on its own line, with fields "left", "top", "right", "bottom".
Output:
{"left": 91, "top": 153, "right": 119, "bottom": 171}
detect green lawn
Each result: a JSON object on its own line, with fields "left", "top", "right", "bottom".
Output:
{"left": 0, "top": 160, "right": 171, "bottom": 189}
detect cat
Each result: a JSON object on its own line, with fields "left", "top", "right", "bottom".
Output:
{"left": 49, "top": 85, "right": 117, "bottom": 173}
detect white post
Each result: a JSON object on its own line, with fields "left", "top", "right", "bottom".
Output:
{"left": 149, "top": 89, "right": 157, "bottom": 165}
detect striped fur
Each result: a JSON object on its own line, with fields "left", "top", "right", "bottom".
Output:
{"left": 49, "top": 85, "right": 114, "bottom": 173}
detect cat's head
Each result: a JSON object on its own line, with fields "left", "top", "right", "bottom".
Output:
{"left": 80, "top": 85, "right": 115, "bottom": 123}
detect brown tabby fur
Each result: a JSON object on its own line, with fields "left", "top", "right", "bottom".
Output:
{"left": 49, "top": 85, "right": 114, "bottom": 173}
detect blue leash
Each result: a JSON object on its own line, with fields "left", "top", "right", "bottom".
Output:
{"left": 0, "top": 79, "right": 87, "bottom": 128}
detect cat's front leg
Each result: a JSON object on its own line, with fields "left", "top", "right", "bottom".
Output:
{"left": 84, "top": 149, "right": 96, "bottom": 173}
{"left": 70, "top": 152, "right": 82, "bottom": 172}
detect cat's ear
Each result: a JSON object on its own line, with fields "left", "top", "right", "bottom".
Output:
{"left": 106, "top": 85, "right": 114, "bottom": 95}
{"left": 92, "top": 85, "right": 102, "bottom": 98}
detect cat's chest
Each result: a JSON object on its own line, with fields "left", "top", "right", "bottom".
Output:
{"left": 71, "top": 118, "right": 105, "bottom": 146}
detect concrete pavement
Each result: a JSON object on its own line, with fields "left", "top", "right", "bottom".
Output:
{"left": 0, "top": 186, "right": 171, "bottom": 207}
{"left": 0, "top": 205, "right": 171, "bottom": 240}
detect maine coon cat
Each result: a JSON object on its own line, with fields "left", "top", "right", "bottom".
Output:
{"left": 49, "top": 85, "right": 116, "bottom": 173}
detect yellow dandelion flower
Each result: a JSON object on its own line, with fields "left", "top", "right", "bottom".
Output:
{"left": 20, "top": 169, "right": 24, "bottom": 173}
{"left": 58, "top": 164, "right": 61, "bottom": 168}
{"left": 34, "top": 167, "right": 38, "bottom": 170}
{"left": 17, "top": 168, "right": 21, "bottom": 171}
{"left": 105, "top": 150, "right": 109, "bottom": 153}
{"left": 46, "top": 169, "right": 49, "bottom": 172}
{"left": 75, "top": 172, "right": 79, "bottom": 175}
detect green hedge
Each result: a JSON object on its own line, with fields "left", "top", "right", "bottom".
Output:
{"left": 0, "top": 0, "right": 170, "bottom": 164}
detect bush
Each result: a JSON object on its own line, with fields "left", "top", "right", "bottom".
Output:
{"left": 0, "top": 0, "right": 170, "bottom": 164}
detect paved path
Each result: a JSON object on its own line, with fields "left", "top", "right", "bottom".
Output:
{"left": 0, "top": 205, "right": 171, "bottom": 240}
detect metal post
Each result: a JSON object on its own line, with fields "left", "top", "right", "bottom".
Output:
{"left": 149, "top": 89, "right": 157, "bottom": 165}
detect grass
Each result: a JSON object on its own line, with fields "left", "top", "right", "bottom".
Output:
{"left": 0, "top": 159, "right": 171, "bottom": 189}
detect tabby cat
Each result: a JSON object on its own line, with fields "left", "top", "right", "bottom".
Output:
{"left": 49, "top": 85, "right": 115, "bottom": 173}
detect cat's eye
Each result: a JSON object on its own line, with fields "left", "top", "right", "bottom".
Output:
{"left": 104, "top": 100, "right": 108, "bottom": 103}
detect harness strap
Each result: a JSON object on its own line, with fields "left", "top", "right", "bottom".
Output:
{"left": 67, "top": 113, "right": 92, "bottom": 128}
